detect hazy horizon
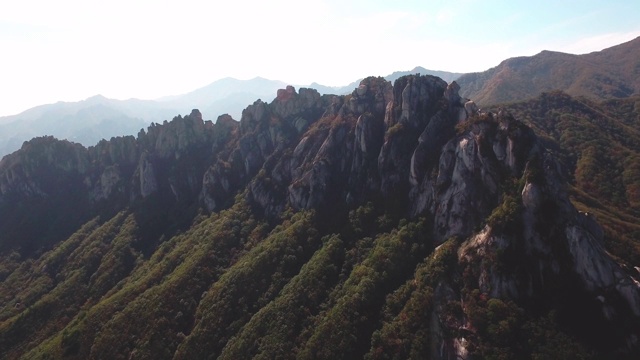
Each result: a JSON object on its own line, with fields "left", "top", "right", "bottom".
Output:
{"left": 2, "top": 0, "right": 639, "bottom": 117}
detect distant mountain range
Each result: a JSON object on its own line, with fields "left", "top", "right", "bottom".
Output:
{"left": 0, "top": 78, "right": 288, "bottom": 158}
{"left": 2, "top": 33, "right": 639, "bottom": 160}
{"left": 2, "top": 74, "right": 639, "bottom": 358}
{"left": 308, "top": 67, "right": 463, "bottom": 96}
{"left": 0, "top": 96, "right": 171, "bottom": 158}
{"left": 158, "top": 76, "right": 289, "bottom": 120}
{"left": 457, "top": 36, "right": 640, "bottom": 105}
{"left": 0, "top": 68, "right": 462, "bottom": 158}
{"left": 2, "top": 36, "right": 640, "bottom": 359}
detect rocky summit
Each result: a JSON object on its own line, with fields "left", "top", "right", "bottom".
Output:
{"left": 0, "top": 74, "right": 639, "bottom": 359}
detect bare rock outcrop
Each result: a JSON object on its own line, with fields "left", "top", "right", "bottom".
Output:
{"left": 1, "top": 72, "right": 639, "bottom": 356}
{"left": 202, "top": 86, "right": 331, "bottom": 213}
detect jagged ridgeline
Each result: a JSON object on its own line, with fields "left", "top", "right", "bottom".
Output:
{"left": 0, "top": 75, "right": 639, "bottom": 359}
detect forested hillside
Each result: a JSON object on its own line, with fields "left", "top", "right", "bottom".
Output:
{"left": 502, "top": 92, "right": 640, "bottom": 266}
{"left": 0, "top": 76, "right": 639, "bottom": 359}
{"left": 457, "top": 36, "right": 640, "bottom": 106}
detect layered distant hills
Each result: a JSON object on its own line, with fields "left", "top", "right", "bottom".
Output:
{"left": 157, "top": 76, "right": 289, "bottom": 119}
{"left": 0, "top": 96, "right": 162, "bottom": 158}
{"left": 0, "top": 77, "right": 285, "bottom": 158}
{"left": 458, "top": 36, "right": 640, "bottom": 105}
{"left": 0, "top": 68, "right": 462, "bottom": 158}
{"left": 3, "top": 37, "right": 640, "bottom": 159}
{"left": 1, "top": 75, "right": 639, "bottom": 359}
{"left": 1, "top": 37, "right": 640, "bottom": 359}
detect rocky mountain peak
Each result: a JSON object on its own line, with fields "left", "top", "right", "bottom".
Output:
{"left": 346, "top": 76, "right": 393, "bottom": 116}
{"left": 272, "top": 86, "right": 323, "bottom": 121}
{"left": 189, "top": 108, "right": 203, "bottom": 121}
{"left": 0, "top": 73, "right": 639, "bottom": 358}
{"left": 275, "top": 85, "right": 296, "bottom": 101}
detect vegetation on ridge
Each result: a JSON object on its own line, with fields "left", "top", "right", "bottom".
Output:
{"left": 501, "top": 91, "right": 640, "bottom": 265}
{"left": 0, "top": 74, "right": 639, "bottom": 359}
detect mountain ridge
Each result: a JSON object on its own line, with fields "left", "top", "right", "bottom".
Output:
{"left": 3, "top": 35, "right": 639, "bottom": 160}
{"left": 497, "top": 90, "right": 640, "bottom": 267}
{"left": 1, "top": 75, "right": 639, "bottom": 358}
{"left": 0, "top": 67, "right": 461, "bottom": 159}
{"left": 457, "top": 36, "right": 640, "bottom": 105}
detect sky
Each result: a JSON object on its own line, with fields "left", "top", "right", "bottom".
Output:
{"left": 1, "top": 0, "right": 639, "bottom": 117}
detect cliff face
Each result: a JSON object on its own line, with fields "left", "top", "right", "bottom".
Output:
{"left": 0, "top": 109, "right": 236, "bottom": 254}
{"left": 0, "top": 75, "right": 638, "bottom": 358}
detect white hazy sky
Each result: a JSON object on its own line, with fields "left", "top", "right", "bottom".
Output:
{"left": 1, "top": 0, "right": 639, "bottom": 117}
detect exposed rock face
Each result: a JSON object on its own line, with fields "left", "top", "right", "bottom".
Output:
{"left": 242, "top": 76, "right": 465, "bottom": 218}
{"left": 137, "top": 152, "right": 158, "bottom": 198}
{"left": 91, "top": 165, "right": 122, "bottom": 201}
{"left": 219, "top": 75, "right": 639, "bottom": 355}
{"left": 346, "top": 77, "right": 393, "bottom": 116}
{"left": 201, "top": 86, "right": 333, "bottom": 213}
{"left": 140, "top": 109, "right": 210, "bottom": 159}
{"left": 0, "top": 137, "right": 89, "bottom": 198}
{"left": 348, "top": 111, "right": 385, "bottom": 203}
{"left": 0, "top": 110, "right": 236, "bottom": 253}
{"left": 464, "top": 100, "right": 479, "bottom": 117}
{"left": 454, "top": 137, "right": 640, "bottom": 355}
{"left": 0, "top": 74, "right": 638, "bottom": 356}
{"left": 378, "top": 76, "right": 450, "bottom": 203}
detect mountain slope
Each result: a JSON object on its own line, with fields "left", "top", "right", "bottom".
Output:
{"left": 0, "top": 76, "right": 638, "bottom": 359}
{"left": 500, "top": 91, "right": 640, "bottom": 265}
{"left": 0, "top": 96, "right": 177, "bottom": 158}
{"left": 457, "top": 36, "right": 640, "bottom": 105}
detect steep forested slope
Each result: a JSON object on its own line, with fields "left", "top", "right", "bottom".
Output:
{"left": 0, "top": 76, "right": 639, "bottom": 359}
{"left": 501, "top": 92, "right": 640, "bottom": 265}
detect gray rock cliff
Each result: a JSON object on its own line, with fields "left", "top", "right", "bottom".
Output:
{"left": 0, "top": 74, "right": 638, "bottom": 356}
